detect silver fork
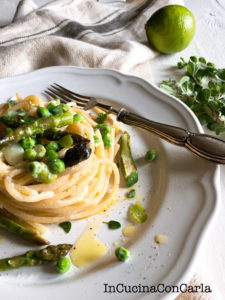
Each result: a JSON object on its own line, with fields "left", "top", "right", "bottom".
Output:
{"left": 45, "top": 83, "right": 225, "bottom": 164}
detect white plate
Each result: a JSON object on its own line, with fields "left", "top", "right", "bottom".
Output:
{"left": 0, "top": 66, "right": 220, "bottom": 300}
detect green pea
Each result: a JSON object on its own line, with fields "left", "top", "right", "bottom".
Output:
{"left": 128, "top": 202, "right": 148, "bottom": 224}
{"left": 144, "top": 150, "right": 158, "bottom": 161}
{"left": 48, "top": 159, "right": 65, "bottom": 174}
{"left": 115, "top": 247, "right": 130, "bottom": 262}
{"left": 58, "top": 134, "right": 73, "bottom": 148}
{"left": 51, "top": 105, "right": 64, "bottom": 115}
{"left": 29, "top": 161, "right": 57, "bottom": 183}
{"left": 28, "top": 161, "right": 43, "bottom": 176}
{"left": 46, "top": 141, "right": 59, "bottom": 152}
{"left": 96, "top": 113, "right": 107, "bottom": 124}
{"left": 73, "top": 113, "right": 85, "bottom": 123}
{"left": 49, "top": 103, "right": 68, "bottom": 115}
{"left": 103, "top": 133, "right": 112, "bottom": 148}
{"left": 37, "top": 107, "right": 51, "bottom": 118}
{"left": 56, "top": 257, "right": 71, "bottom": 274}
{"left": 96, "top": 124, "right": 111, "bottom": 136}
{"left": 24, "top": 148, "right": 37, "bottom": 161}
{"left": 34, "top": 144, "right": 46, "bottom": 159}
{"left": 126, "top": 189, "right": 136, "bottom": 199}
{"left": 107, "top": 220, "right": 121, "bottom": 229}
{"left": 53, "top": 98, "right": 61, "bottom": 105}
{"left": 20, "top": 137, "right": 36, "bottom": 149}
{"left": 45, "top": 149, "right": 58, "bottom": 161}
{"left": 38, "top": 170, "right": 57, "bottom": 184}
{"left": 47, "top": 103, "right": 56, "bottom": 112}
{"left": 62, "top": 104, "right": 69, "bottom": 112}
{"left": 47, "top": 99, "right": 61, "bottom": 112}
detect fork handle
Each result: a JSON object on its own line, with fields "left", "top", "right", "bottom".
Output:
{"left": 117, "top": 108, "right": 225, "bottom": 164}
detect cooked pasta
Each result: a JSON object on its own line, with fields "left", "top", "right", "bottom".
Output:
{"left": 0, "top": 94, "right": 122, "bottom": 232}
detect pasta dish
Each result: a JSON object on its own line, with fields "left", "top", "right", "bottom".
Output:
{"left": 0, "top": 94, "right": 122, "bottom": 233}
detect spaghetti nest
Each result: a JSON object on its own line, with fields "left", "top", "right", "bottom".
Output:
{"left": 0, "top": 94, "right": 121, "bottom": 231}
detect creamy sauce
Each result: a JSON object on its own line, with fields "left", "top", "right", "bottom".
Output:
{"left": 70, "top": 224, "right": 108, "bottom": 268}
{"left": 122, "top": 225, "right": 136, "bottom": 237}
{"left": 154, "top": 234, "right": 168, "bottom": 245}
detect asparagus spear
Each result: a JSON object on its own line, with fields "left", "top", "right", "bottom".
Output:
{"left": 0, "top": 244, "right": 72, "bottom": 272}
{"left": 119, "top": 132, "right": 138, "bottom": 187}
{"left": 0, "top": 112, "right": 74, "bottom": 148}
{"left": 0, "top": 209, "right": 49, "bottom": 245}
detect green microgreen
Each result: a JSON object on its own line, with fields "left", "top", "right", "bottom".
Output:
{"left": 160, "top": 56, "right": 225, "bottom": 135}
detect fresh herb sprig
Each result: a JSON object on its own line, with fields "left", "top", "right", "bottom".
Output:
{"left": 160, "top": 56, "right": 225, "bottom": 135}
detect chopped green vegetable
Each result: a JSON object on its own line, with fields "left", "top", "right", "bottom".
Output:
{"left": 128, "top": 202, "right": 148, "bottom": 224}
{"left": 0, "top": 244, "right": 72, "bottom": 272}
{"left": 45, "top": 149, "right": 59, "bottom": 161}
{"left": 59, "top": 221, "right": 72, "bottom": 233}
{"left": 7, "top": 100, "right": 16, "bottom": 107}
{"left": 0, "top": 112, "right": 74, "bottom": 148}
{"left": 93, "top": 135, "right": 100, "bottom": 145}
{"left": 160, "top": 56, "right": 225, "bottom": 135}
{"left": 34, "top": 144, "right": 46, "bottom": 159}
{"left": 58, "top": 134, "right": 73, "bottom": 148}
{"left": 56, "top": 257, "right": 71, "bottom": 274}
{"left": 145, "top": 150, "right": 158, "bottom": 161}
{"left": 126, "top": 172, "right": 138, "bottom": 188}
{"left": 51, "top": 105, "right": 64, "bottom": 115}
{"left": 106, "top": 220, "right": 121, "bottom": 229}
{"left": 28, "top": 161, "right": 57, "bottom": 184}
{"left": 0, "top": 209, "right": 49, "bottom": 245}
{"left": 24, "top": 148, "right": 37, "bottom": 160}
{"left": 115, "top": 247, "right": 130, "bottom": 261}
{"left": 20, "top": 137, "right": 36, "bottom": 149}
{"left": 48, "top": 159, "right": 65, "bottom": 174}
{"left": 7, "top": 109, "right": 26, "bottom": 117}
{"left": 119, "top": 133, "right": 138, "bottom": 187}
{"left": 3, "top": 143, "right": 24, "bottom": 166}
{"left": 73, "top": 113, "right": 85, "bottom": 123}
{"left": 126, "top": 189, "right": 136, "bottom": 199}
{"left": 96, "top": 113, "right": 107, "bottom": 124}
{"left": 96, "top": 124, "right": 112, "bottom": 148}
{"left": 46, "top": 141, "right": 59, "bottom": 152}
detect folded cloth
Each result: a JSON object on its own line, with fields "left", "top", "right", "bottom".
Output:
{"left": 0, "top": 0, "right": 183, "bottom": 80}
{"left": 0, "top": 1, "right": 218, "bottom": 300}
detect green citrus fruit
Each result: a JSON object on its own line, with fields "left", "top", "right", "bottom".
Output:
{"left": 145, "top": 5, "right": 196, "bottom": 54}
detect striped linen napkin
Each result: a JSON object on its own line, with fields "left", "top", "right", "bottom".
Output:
{"left": 0, "top": 0, "right": 182, "bottom": 79}
{"left": 0, "top": 0, "right": 219, "bottom": 299}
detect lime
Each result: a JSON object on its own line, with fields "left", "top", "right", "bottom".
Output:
{"left": 145, "top": 5, "right": 196, "bottom": 54}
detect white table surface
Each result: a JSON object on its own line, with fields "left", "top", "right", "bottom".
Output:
{"left": 0, "top": 0, "right": 224, "bottom": 297}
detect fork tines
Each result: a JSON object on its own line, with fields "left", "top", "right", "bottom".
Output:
{"left": 45, "top": 84, "right": 90, "bottom": 108}
{"left": 44, "top": 83, "right": 118, "bottom": 113}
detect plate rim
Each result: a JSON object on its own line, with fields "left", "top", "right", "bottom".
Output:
{"left": 0, "top": 65, "right": 221, "bottom": 300}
